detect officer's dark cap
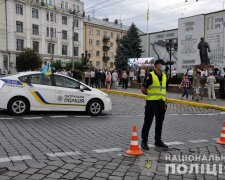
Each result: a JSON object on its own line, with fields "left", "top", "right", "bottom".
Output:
{"left": 154, "top": 59, "right": 165, "bottom": 65}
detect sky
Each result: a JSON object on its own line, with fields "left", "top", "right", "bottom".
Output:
{"left": 82, "top": 0, "right": 225, "bottom": 33}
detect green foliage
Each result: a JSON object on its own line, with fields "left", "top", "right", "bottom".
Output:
{"left": 115, "top": 23, "right": 143, "bottom": 70}
{"left": 16, "top": 48, "right": 42, "bottom": 72}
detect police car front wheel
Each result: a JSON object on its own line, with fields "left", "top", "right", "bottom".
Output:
{"left": 8, "top": 97, "right": 29, "bottom": 116}
{"left": 87, "top": 99, "right": 103, "bottom": 116}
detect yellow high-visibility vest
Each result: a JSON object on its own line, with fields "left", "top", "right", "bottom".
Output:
{"left": 146, "top": 71, "right": 167, "bottom": 101}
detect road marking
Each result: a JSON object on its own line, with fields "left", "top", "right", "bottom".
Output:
{"left": 23, "top": 117, "right": 42, "bottom": 120}
{"left": 188, "top": 140, "right": 208, "bottom": 143}
{"left": 0, "top": 118, "right": 14, "bottom": 120}
{"left": 46, "top": 151, "right": 81, "bottom": 157}
{"left": 93, "top": 148, "right": 122, "bottom": 153}
{"left": 168, "top": 114, "right": 179, "bottom": 116}
{"left": 50, "top": 115, "right": 68, "bottom": 118}
{"left": 0, "top": 155, "right": 32, "bottom": 163}
{"left": 165, "top": 141, "right": 184, "bottom": 146}
{"left": 75, "top": 116, "right": 91, "bottom": 118}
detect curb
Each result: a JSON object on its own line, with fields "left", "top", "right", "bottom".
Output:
{"left": 101, "top": 89, "right": 225, "bottom": 111}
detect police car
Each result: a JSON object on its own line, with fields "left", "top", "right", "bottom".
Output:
{"left": 0, "top": 71, "right": 112, "bottom": 116}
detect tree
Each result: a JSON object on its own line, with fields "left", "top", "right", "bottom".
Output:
{"left": 16, "top": 48, "right": 42, "bottom": 72}
{"left": 115, "top": 23, "right": 143, "bottom": 70}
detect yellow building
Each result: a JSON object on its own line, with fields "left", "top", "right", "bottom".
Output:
{"left": 84, "top": 16, "right": 128, "bottom": 70}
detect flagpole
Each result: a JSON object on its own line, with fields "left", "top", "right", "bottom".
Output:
{"left": 146, "top": 1, "right": 149, "bottom": 58}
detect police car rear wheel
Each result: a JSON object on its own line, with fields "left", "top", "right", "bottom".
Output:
{"left": 87, "top": 100, "right": 103, "bottom": 116}
{"left": 8, "top": 97, "right": 29, "bottom": 115}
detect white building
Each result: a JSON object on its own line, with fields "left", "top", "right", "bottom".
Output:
{"left": 0, "top": 0, "right": 84, "bottom": 73}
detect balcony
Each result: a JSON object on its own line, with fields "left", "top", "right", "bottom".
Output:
{"left": 103, "top": 56, "right": 110, "bottom": 61}
{"left": 103, "top": 45, "right": 110, "bottom": 51}
{"left": 103, "top": 35, "right": 110, "bottom": 42}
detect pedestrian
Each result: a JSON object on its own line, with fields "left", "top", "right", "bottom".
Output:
{"left": 219, "top": 75, "right": 225, "bottom": 99}
{"left": 90, "top": 69, "right": 95, "bottom": 88}
{"left": 207, "top": 72, "right": 216, "bottom": 100}
{"left": 122, "top": 70, "right": 128, "bottom": 89}
{"left": 106, "top": 71, "right": 111, "bottom": 89}
{"left": 101, "top": 70, "right": 106, "bottom": 88}
{"left": 129, "top": 69, "right": 134, "bottom": 88}
{"left": 171, "top": 68, "right": 177, "bottom": 78}
{"left": 192, "top": 72, "right": 201, "bottom": 101}
{"left": 112, "top": 70, "right": 118, "bottom": 89}
{"left": 179, "top": 74, "right": 191, "bottom": 101}
{"left": 98, "top": 69, "right": 102, "bottom": 89}
{"left": 141, "top": 59, "right": 168, "bottom": 150}
{"left": 188, "top": 68, "right": 193, "bottom": 78}
{"left": 84, "top": 70, "right": 90, "bottom": 85}
{"left": 140, "top": 68, "right": 146, "bottom": 84}
{"left": 95, "top": 69, "right": 100, "bottom": 88}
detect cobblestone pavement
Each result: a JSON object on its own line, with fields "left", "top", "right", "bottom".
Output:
{"left": 114, "top": 87, "right": 225, "bottom": 107}
{"left": 0, "top": 94, "right": 224, "bottom": 179}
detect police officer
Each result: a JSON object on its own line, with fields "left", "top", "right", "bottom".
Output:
{"left": 141, "top": 59, "right": 168, "bottom": 150}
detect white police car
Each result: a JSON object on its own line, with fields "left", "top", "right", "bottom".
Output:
{"left": 0, "top": 71, "right": 112, "bottom": 116}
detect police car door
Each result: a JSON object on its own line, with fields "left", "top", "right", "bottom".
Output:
{"left": 53, "top": 74, "right": 86, "bottom": 111}
{"left": 19, "top": 74, "right": 55, "bottom": 110}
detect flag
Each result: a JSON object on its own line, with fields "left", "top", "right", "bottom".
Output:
{"left": 41, "top": 64, "right": 52, "bottom": 76}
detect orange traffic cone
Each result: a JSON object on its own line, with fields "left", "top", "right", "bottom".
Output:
{"left": 217, "top": 123, "right": 225, "bottom": 145}
{"left": 126, "top": 125, "right": 144, "bottom": 156}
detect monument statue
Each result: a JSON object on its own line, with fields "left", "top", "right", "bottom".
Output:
{"left": 197, "top": 37, "right": 211, "bottom": 65}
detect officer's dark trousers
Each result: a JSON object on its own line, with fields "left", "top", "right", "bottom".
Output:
{"left": 142, "top": 100, "right": 166, "bottom": 144}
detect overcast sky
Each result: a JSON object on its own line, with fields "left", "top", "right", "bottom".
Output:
{"left": 82, "top": 0, "right": 225, "bottom": 33}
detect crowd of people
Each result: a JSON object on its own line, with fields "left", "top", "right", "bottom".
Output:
{"left": 82, "top": 69, "right": 137, "bottom": 90}
{"left": 178, "top": 67, "right": 225, "bottom": 101}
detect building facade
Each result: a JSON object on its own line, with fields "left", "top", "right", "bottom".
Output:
{"left": 0, "top": 0, "right": 84, "bottom": 73}
{"left": 83, "top": 17, "right": 128, "bottom": 70}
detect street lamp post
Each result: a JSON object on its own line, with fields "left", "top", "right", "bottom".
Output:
{"left": 166, "top": 39, "right": 178, "bottom": 78}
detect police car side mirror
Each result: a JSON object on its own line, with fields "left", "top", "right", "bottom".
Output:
{"left": 80, "top": 85, "right": 84, "bottom": 92}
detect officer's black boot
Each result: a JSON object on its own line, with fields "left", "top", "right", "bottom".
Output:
{"left": 154, "top": 140, "right": 168, "bottom": 149}
{"left": 141, "top": 142, "right": 150, "bottom": 150}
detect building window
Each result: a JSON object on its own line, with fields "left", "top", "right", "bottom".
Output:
{"left": 74, "top": 19, "right": 79, "bottom": 27}
{"left": 32, "top": 8, "right": 38, "bottom": 18}
{"left": 50, "top": 12, "right": 54, "bottom": 22}
{"left": 103, "top": 63, "right": 107, "bottom": 68}
{"left": 89, "top": 28, "right": 93, "bottom": 35}
{"left": 110, "top": 42, "right": 113, "bottom": 47}
{"left": 62, "top": 16, "right": 67, "bottom": 25}
{"left": 61, "top": 1, "right": 64, "bottom": 9}
{"left": 74, "top": 47, "right": 78, "bottom": 56}
{"left": 110, "top": 52, "right": 114, "bottom": 59}
{"left": 16, "top": 4, "right": 23, "bottom": 15}
{"left": 110, "top": 62, "right": 114, "bottom": 68}
{"left": 65, "top": 2, "right": 68, "bottom": 10}
{"left": 48, "top": 43, "right": 54, "bottom": 54}
{"left": 110, "top": 32, "right": 114, "bottom": 38}
{"left": 16, "top": 39, "right": 24, "bottom": 51}
{"left": 73, "top": 4, "right": 75, "bottom": 11}
{"left": 47, "top": 27, "right": 56, "bottom": 37}
{"left": 96, "top": 61, "right": 100, "bottom": 68}
{"left": 74, "top": 32, "right": 78, "bottom": 41}
{"left": 46, "top": 12, "right": 49, "bottom": 21}
{"left": 104, "top": 31, "right": 107, "bottom": 36}
{"left": 62, "top": 30, "right": 67, "bottom": 40}
{"left": 89, "top": 39, "right": 93, "bottom": 46}
{"left": 89, "top": 50, "right": 93, "bottom": 57}
{"left": 62, "top": 45, "right": 67, "bottom": 55}
{"left": 97, "top": 30, "right": 100, "bottom": 36}
{"left": 32, "top": 24, "right": 39, "bottom": 35}
{"left": 96, "top": 40, "right": 100, "bottom": 46}
{"left": 96, "top": 51, "right": 100, "bottom": 57}
{"left": 16, "top": 21, "right": 23, "bottom": 32}
{"left": 33, "top": 41, "right": 39, "bottom": 53}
